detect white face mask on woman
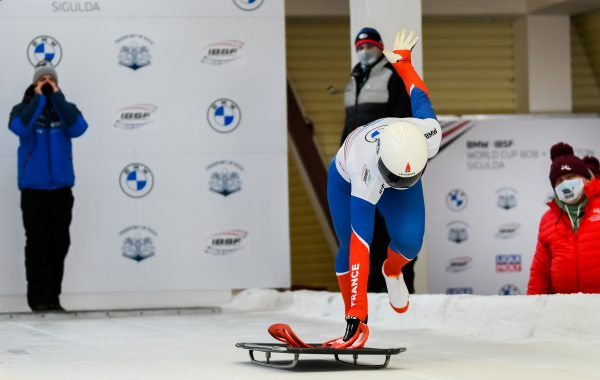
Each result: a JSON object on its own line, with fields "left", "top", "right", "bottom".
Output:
{"left": 357, "top": 49, "right": 378, "bottom": 67}
{"left": 555, "top": 178, "right": 585, "bottom": 204}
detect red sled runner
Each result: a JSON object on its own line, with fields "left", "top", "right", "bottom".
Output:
{"left": 236, "top": 323, "right": 405, "bottom": 369}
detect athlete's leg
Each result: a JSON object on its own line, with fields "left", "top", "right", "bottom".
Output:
{"left": 377, "top": 179, "right": 425, "bottom": 312}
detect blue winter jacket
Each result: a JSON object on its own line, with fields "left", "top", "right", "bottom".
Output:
{"left": 8, "top": 87, "right": 88, "bottom": 190}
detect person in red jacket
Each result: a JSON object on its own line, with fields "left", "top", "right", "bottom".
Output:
{"left": 528, "top": 143, "right": 600, "bottom": 294}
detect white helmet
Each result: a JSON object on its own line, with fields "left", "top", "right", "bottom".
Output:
{"left": 377, "top": 121, "right": 428, "bottom": 189}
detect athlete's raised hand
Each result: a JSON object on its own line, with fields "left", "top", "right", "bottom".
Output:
{"left": 383, "top": 29, "right": 420, "bottom": 64}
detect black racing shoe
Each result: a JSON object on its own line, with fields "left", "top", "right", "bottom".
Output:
{"left": 342, "top": 316, "right": 361, "bottom": 342}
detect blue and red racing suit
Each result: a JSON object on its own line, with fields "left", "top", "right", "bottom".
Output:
{"left": 327, "top": 50, "right": 441, "bottom": 321}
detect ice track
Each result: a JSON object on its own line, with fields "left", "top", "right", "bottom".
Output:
{"left": 1, "top": 289, "right": 599, "bottom": 380}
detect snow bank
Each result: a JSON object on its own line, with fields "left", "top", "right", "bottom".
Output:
{"left": 224, "top": 289, "right": 600, "bottom": 341}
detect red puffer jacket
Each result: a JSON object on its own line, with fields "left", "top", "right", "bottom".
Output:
{"left": 528, "top": 178, "right": 600, "bottom": 294}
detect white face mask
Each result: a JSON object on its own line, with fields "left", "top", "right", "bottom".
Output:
{"left": 357, "top": 49, "right": 378, "bottom": 67}
{"left": 555, "top": 178, "right": 585, "bottom": 204}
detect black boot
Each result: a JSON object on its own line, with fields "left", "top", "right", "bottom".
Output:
{"left": 342, "top": 316, "right": 361, "bottom": 342}
{"left": 48, "top": 303, "right": 66, "bottom": 312}
{"left": 30, "top": 303, "right": 51, "bottom": 313}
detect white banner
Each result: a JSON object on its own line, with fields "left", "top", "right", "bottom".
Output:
{"left": 0, "top": 0, "right": 289, "bottom": 301}
{"left": 424, "top": 116, "right": 600, "bottom": 295}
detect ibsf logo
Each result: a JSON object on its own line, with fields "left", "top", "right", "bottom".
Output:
{"left": 498, "top": 284, "right": 521, "bottom": 295}
{"left": 233, "top": 0, "right": 264, "bottom": 11}
{"left": 120, "top": 225, "right": 156, "bottom": 262}
{"left": 446, "top": 189, "right": 468, "bottom": 211}
{"left": 495, "top": 254, "right": 522, "bottom": 272}
{"left": 446, "top": 256, "right": 472, "bottom": 273}
{"left": 207, "top": 98, "right": 241, "bottom": 133}
{"left": 119, "top": 163, "right": 154, "bottom": 198}
{"left": 116, "top": 34, "right": 153, "bottom": 71}
{"left": 207, "top": 160, "right": 243, "bottom": 197}
{"left": 205, "top": 229, "right": 248, "bottom": 255}
{"left": 114, "top": 104, "right": 158, "bottom": 130}
{"left": 496, "top": 187, "right": 518, "bottom": 210}
{"left": 495, "top": 223, "right": 521, "bottom": 239}
{"left": 201, "top": 40, "right": 244, "bottom": 65}
{"left": 28, "top": 35, "right": 62, "bottom": 67}
{"left": 447, "top": 220, "right": 469, "bottom": 243}
{"left": 446, "top": 287, "right": 473, "bottom": 295}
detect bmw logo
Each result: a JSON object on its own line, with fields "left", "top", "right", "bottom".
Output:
{"left": 233, "top": 0, "right": 264, "bottom": 11}
{"left": 27, "top": 35, "right": 62, "bottom": 67}
{"left": 119, "top": 163, "right": 154, "bottom": 198}
{"left": 207, "top": 98, "right": 241, "bottom": 133}
{"left": 446, "top": 189, "right": 468, "bottom": 211}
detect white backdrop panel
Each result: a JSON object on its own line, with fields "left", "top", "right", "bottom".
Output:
{"left": 0, "top": 0, "right": 289, "bottom": 302}
{"left": 0, "top": 0, "right": 280, "bottom": 18}
{"left": 424, "top": 117, "right": 600, "bottom": 295}
{"left": 0, "top": 17, "right": 286, "bottom": 156}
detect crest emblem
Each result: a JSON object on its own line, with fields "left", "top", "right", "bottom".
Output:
{"left": 116, "top": 34, "right": 153, "bottom": 71}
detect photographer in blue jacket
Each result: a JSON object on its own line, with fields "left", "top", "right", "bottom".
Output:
{"left": 8, "top": 60, "right": 88, "bottom": 312}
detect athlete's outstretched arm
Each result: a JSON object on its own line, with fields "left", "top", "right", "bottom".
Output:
{"left": 383, "top": 30, "right": 433, "bottom": 119}
{"left": 384, "top": 30, "right": 441, "bottom": 158}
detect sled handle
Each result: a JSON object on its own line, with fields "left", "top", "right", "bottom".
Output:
{"left": 268, "top": 323, "right": 313, "bottom": 348}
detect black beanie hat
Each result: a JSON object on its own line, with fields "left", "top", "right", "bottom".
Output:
{"left": 354, "top": 27, "right": 384, "bottom": 50}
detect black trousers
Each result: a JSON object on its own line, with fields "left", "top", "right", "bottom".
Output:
{"left": 20, "top": 188, "right": 74, "bottom": 309}
{"left": 367, "top": 210, "right": 417, "bottom": 294}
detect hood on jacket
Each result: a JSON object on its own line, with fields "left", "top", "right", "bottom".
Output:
{"left": 22, "top": 84, "right": 36, "bottom": 103}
